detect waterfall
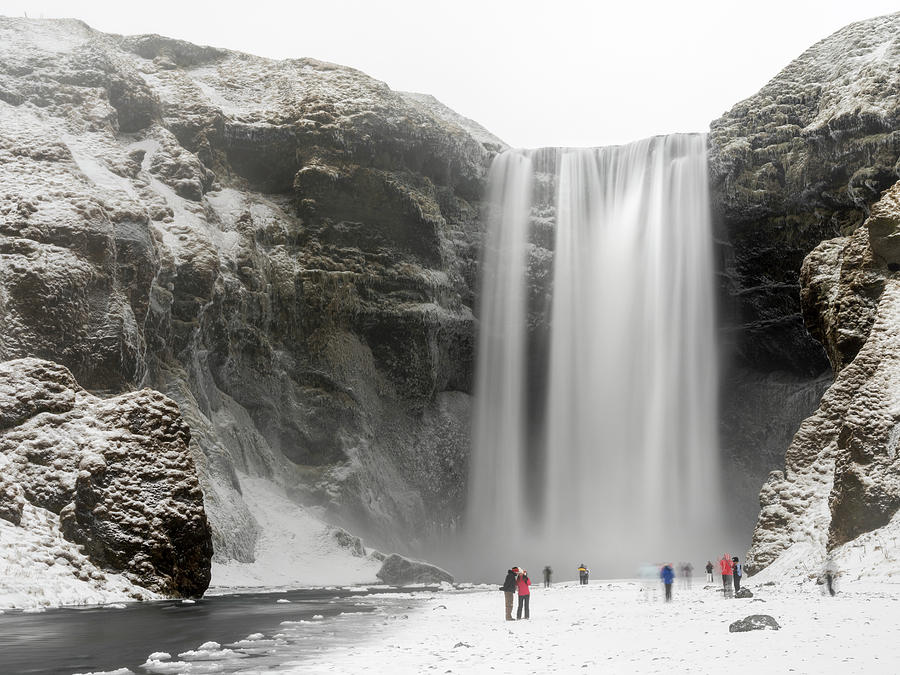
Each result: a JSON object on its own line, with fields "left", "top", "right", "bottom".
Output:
{"left": 466, "top": 134, "right": 723, "bottom": 577}
{"left": 466, "top": 151, "right": 534, "bottom": 556}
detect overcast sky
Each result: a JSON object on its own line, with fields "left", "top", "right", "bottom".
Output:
{"left": 2, "top": 1, "right": 898, "bottom": 147}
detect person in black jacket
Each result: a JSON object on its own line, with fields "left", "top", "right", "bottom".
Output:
{"left": 732, "top": 556, "right": 743, "bottom": 593}
{"left": 500, "top": 566, "right": 519, "bottom": 621}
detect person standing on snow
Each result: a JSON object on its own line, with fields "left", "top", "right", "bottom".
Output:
{"left": 719, "top": 554, "right": 733, "bottom": 598}
{"left": 660, "top": 563, "right": 675, "bottom": 602}
{"left": 578, "top": 564, "right": 589, "bottom": 585}
{"left": 543, "top": 565, "right": 552, "bottom": 588}
{"left": 732, "top": 556, "right": 743, "bottom": 593}
{"left": 516, "top": 569, "right": 532, "bottom": 619}
{"left": 500, "top": 566, "right": 519, "bottom": 620}
{"left": 705, "top": 560, "right": 714, "bottom": 583}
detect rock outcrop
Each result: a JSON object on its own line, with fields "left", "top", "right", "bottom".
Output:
{"left": 729, "top": 615, "right": 780, "bottom": 632}
{"left": 375, "top": 553, "right": 454, "bottom": 585}
{"left": 746, "top": 182, "right": 900, "bottom": 573}
{"left": 0, "top": 358, "right": 212, "bottom": 596}
{"left": 0, "top": 17, "right": 496, "bottom": 563}
{"left": 710, "top": 12, "right": 900, "bottom": 530}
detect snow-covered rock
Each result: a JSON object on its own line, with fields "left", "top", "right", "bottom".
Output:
{"left": 0, "top": 358, "right": 212, "bottom": 600}
{"left": 375, "top": 554, "right": 454, "bottom": 585}
{"left": 728, "top": 614, "right": 780, "bottom": 632}
{"left": 747, "top": 181, "right": 900, "bottom": 577}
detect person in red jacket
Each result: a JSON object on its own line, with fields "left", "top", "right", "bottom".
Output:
{"left": 719, "top": 554, "right": 733, "bottom": 598}
{"left": 516, "top": 569, "right": 531, "bottom": 619}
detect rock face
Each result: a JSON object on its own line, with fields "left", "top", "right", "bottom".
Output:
{"left": 0, "top": 17, "right": 497, "bottom": 562}
{"left": 746, "top": 182, "right": 900, "bottom": 573}
{"left": 710, "top": 12, "right": 900, "bottom": 530}
{"left": 0, "top": 358, "right": 212, "bottom": 596}
{"left": 376, "top": 553, "right": 454, "bottom": 585}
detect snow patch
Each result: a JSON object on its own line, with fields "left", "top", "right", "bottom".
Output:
{"left": 209, "top": 475, "right": 381, "bottom": 588}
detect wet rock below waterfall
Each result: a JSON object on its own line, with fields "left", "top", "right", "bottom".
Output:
{"left": 376, "top": 554, "right": 454, "bottom": 585}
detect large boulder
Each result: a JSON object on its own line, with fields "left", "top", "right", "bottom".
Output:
{"left": 376, "top": 554, "right": 454, "bottom": 585}
{"left": 0, "top": 358, "right": 213, "bottom": 596}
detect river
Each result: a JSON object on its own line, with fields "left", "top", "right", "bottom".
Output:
{"left": 0, "top": 586, "right": 432, "bottom": 674}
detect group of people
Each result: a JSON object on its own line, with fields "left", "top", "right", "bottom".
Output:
{"left": 500, "top": 555, "right": 747, "bottom": 619}
{"left": 708, "top": 554, "right": 743, "bottom": 598}
{"left": 500, "top": 566, "right": 532, "bottom": 620}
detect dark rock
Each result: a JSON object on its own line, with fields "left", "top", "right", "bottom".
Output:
{"left": 735, "top": 587, "right": 754, "bottom": 598}
{"left": 729, "top": 615, "right": 780, "bottom": 632}
{"left": 330, "top": 527, "right": 366, "bottom": 558}
{"left": 375, "top": 553, "right": 454, "bottom": 585}
{"left": 0, "top": 358, "right": 213, "bottom": 597}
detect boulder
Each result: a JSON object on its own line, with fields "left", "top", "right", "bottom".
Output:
{"left": 375, "top": 554, "right": 454, "bottom": 585}
{"left": 735, "top": 587, "right": 754, "bottom": 598}
{"left": 0, "top": 358, "right": 213, "bottom": 597}
{"left": 729, "top": 615, "right": 781, "bottom": 632}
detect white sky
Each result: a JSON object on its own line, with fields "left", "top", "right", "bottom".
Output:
{"left": 2, "top": 1, "right": 898, "bottom": 147}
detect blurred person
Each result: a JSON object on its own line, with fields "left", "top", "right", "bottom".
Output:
{"left": 824, "top": 554, "right": 837, "bottom": 596}
{"left": 500, "top": 566, "right": 519, "bottom": 620}
{"left": 660, "top": 563, "right": 675, "bottom": 602}
{"left": 639, "top": 563, "right": 657, "bottom": 601}
{"left": 719, "top": 554, "right": 733, "bottom": 598}
{"left": 705, "top": 560, "right": 714, "bottom": 583}
{"left": 543, "top": 565, "right": 552, "bottom": 588}
{"left": 684, "top": 561, "right": 694, "bottom": 589}
{"left": 732, "top": 556, "right": 743, "bottom": 593}
{"left": 516, "top": 569, "right": 531, "bottom": 619}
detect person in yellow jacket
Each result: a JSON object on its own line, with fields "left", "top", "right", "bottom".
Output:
{"left": 577, "top": 564, "right": 589, "bottom": 585}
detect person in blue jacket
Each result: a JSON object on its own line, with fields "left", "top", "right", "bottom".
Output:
{"left": 660, "top": 563, "right": 675, "bottom": 602}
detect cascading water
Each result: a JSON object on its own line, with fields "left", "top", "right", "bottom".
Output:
{"left": 465, "top": 134, "right": 724, "bottom": 577}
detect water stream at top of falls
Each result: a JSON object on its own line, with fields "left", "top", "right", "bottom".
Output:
{"left": 464, "top": 134, "right": 727, "bottom": 578}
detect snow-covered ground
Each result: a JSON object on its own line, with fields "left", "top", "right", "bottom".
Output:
{"left": 0, "top": 502, "right": 156, "bottom": 610}
{"left": 210, "top": 476, "right": 382, "bottom": 589}
{"left": 284, "top": 578, "right": 900, "bottom": 674}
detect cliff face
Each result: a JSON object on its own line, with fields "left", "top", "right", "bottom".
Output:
{"left": 747, "top": 181, "right": 900, "bottom": 574}
{"left": 0, "top": 17, "right": 498, "bottom": 562}
{"left": 710, "top": 12, "right": 900, "bottom": 534}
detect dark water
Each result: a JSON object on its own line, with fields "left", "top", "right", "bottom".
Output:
{"left": 0, "top": 586, "right": 429, "bottom": 675}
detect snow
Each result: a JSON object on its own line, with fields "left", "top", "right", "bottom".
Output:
{"left": 209, "top": 475, "right": 381, "bottom": 588}
{"left": 283, "top": 578, "right": 900, "bottom": 674}
{"left": 0, "top": 498, "right": 156, "bottom": 610}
